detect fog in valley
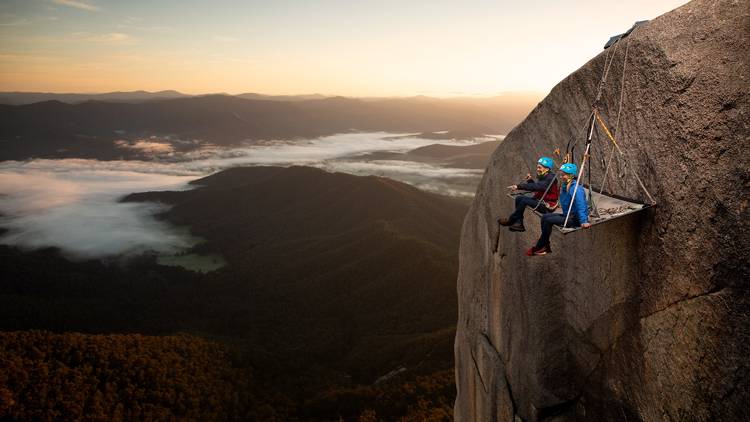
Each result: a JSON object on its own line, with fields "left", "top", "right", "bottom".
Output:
{"left": 0, "top": 132, "right": 498, "bottom": 260}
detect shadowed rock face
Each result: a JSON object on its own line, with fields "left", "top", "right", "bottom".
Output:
{"left": 454, "top": 0, "right": 749, "bottom": 421}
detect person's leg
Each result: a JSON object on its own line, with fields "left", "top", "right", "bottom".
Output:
{"left": 560, "top": 213, "right": 581, "bottom": 229}
{"left": 535, "top": 213, "right": 566, "bottom": 249}
{"left": 535, "top": 203, "right": 552, "bottom": 214}
{"left": 507, "top": 196, "right": 538, "bottom": 224}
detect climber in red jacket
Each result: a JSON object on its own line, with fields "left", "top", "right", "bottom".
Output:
{"left": 498, "top": 157, "right": 559, "bottom": 232}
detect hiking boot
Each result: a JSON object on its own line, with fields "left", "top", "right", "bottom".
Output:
{"left": 530, "top": 245, "right": 552, "bottom": 256}
{"left": 497, "top": 217, "right": 513, "bottom": 226}
{"left": 508, "top": 222, "right": 525, "bottom": 232}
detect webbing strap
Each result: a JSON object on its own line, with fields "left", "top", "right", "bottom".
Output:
{"left": 595, "top": 112, "right": 620, "bottom": 149}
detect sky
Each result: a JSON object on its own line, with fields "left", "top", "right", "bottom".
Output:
{"left": 0, "top": 0, "right": 688, "bottom": 97}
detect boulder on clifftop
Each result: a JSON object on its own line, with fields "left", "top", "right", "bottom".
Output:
{"left": 454, "top": 0, "right": 749, "bottom": 420}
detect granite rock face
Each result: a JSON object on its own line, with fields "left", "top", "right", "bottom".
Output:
{"left": 454, "top": 0, "right": 749, "bottom": 420}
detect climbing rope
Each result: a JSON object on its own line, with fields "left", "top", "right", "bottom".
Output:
{"left": 598, "top": 204, "right": 639, "bottom": 216}
{"left": 599, "top": 28, "right": 634, "bottom": 196}
{"left": 585, "top": 32, "right": 625, "bottom": 216}
{"left": 563, "top": 37, "right": 620, "bottom": 167}
{"left": 561, "top": 26, "right": 657, "bottom": 229}
{"left": 563, "top": 138, "right": 593, "bottom": 229}
{"left": 594, "top": 34, "right": 623, "bottom": 105}
{"left": 594, "top": 26, "right": 656, "bottom": 206}
{"left": 594, "top": 111, "right": 656, "bottom": 204}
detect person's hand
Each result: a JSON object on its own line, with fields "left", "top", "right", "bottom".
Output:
{"left": 507, "top": 185, "right": 518, "bottom": 190}
{"left": 525, "top": 173, "right": 532, "bottom": 180}
{"left": 582, "top": 223, "right": 592, "bottom": 229}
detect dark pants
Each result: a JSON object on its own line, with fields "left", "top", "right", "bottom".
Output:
{"left": 509, "top": 196, "right": 551, "bottom": 225}
{"left": 535, "top": 213, "right": 580, "bottom": 248}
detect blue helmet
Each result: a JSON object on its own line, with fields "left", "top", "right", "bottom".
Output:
{"left": 560, "top": 163, "right": 578, "bottom": 175}
{"left": 537, "top": 156, "right": 555, "bottom": 169}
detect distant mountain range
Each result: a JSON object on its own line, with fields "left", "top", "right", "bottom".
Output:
{"left": 0, "top": 89, "right": 541, "bottom": 106}
{"left": 0, "top": 90, "right": 190, "bottom": 105}
{"left": 0, "top": 91, "right": 537, "bottom": 161}
{"left": 0, "top": 90, "right": 338, "bottom": 105}
{"left": 236, "top": 92, "right": 331, "bottom": 102}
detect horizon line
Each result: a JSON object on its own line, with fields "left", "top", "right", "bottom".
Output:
{"left": 0, "top": 89, "right": 547, "bottom": 99}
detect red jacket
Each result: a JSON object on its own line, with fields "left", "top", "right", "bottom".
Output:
{"left": 517, "top": 172, "right": 559, "bottom": 209}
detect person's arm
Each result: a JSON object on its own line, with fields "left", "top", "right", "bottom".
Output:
{"left": 517, "top": 173, "right": 553, "bottom": 192}
{"left": 575, "top": 184, "right": 590, "bottom": 225}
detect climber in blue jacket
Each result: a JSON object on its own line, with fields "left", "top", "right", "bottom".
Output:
{"left": 527, "top": 163, "right": 591, "bottom": 256}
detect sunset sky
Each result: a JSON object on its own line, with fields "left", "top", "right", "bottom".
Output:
{"left": 1, "top": 0, "right": 687, "bottom": 97}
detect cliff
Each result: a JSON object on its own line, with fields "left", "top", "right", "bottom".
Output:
{"left": 454, "top": 0, "right": 749, "bottom": 421}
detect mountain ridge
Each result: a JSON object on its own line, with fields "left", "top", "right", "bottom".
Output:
{"left": 0, "top": 93, "right": 534, "bottom": 161}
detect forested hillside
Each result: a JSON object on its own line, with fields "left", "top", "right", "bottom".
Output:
{"left": 1, "top": 166, "right": 468, "bottom": 420}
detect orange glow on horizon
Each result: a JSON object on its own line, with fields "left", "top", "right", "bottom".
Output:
{"left": 0, "top": 0, "right": 688, "bottom": 97}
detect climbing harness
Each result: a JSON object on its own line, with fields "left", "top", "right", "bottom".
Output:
{"left": 531, "top": 172, "right": 560, "bottom": 212}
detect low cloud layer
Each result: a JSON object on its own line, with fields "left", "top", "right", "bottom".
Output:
{"left": 0, "top": 165, "right": 197, "bottom": 259}
{"left": 115, "top": 139, "right": 175, "bottom": 155}
{"left": 0, "top": 132, "right": 493, "bottom": 259}
{"left": 318, "top": 160, "right": 482, "bottom": 197}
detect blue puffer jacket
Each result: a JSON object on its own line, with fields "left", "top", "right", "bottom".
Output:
{"left": 559, "top": 179, "right": 589, "bottom": 224}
